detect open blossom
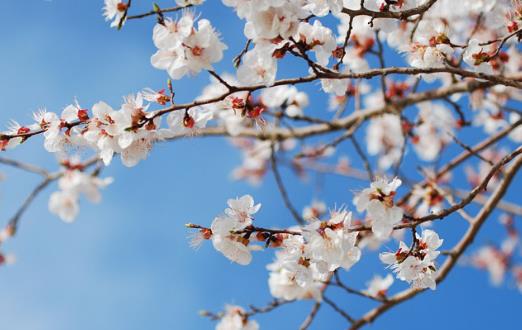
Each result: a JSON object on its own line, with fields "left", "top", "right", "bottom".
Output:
{"left": 209, "top": 195, "right": 261, "bottom": 265}
{"left": 48, "top": 163, "right": 113, "bottom": 222}
{"left": 237, "top": 46, "right": 277, "bottom": 86}
{"left": 211, "top": 215, "right": 253, "bottom": 265}
{"left": 297, "top": 20, "right": 336, "bottom": 66}
{"left": 354, "top": 178, "right": 404, "bottom": 239}
{"left": 302, "top": 199, "right": 327, "bottom": 221}
{"left": 216, "top": 305, "right": 259, "bottom": 330}
{"left": 380, "top": 230, "right": 443, "bottom": 290}
{"left": 260, "top": 85, "right": 309, "bottom": 117}
{"left": 412, "top": 102, "right": 456, "bottom": 161}
{"left": 408, "top": 183, "right": 445, "bottom": 217}
{"left": 366, "top": 114, "right": 405, "bottom": 170}
{"left": 463, "top": 39, "right": 494, "bottom": 74}
{"left": 231, "top": 139, "right": 273, "bottom": 185}
{"left": 304, "top": 0, "right": 343, "bottom": 16}
{"left": 406, "top": 20, "right": 455, "bottom": 69}
{"left": 303, "top": 210, "right": 361, "bottom": 273}
{"left": 225, "top": 195, "right": 261, "bottom": 224}
{"left": 242, "top": 3, "right": 304, "bottom": 41}
{"left": 164, "top": 107, "right": 213, "bottom": 136}
{"left": 365, "top": 274, "right": 394, "bottom": 298}
{"left": 39, "top": 103, "right": 88, "bottom": 153}
{"left": 103, "top": 0, "right": 128, "bottom": 28}
{"left": 267, "top": 235, "right": 324, "bottom": 301}
{"left": 151, "top": 12, "right": 227, "bottom": 80}
{"left": 471, "top": 245, "right": 509, "bottom": 285}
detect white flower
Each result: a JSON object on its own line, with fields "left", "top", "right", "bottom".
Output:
{"left": 471, "top": 245, "right": 508, "bottom": 286}
{"left": 304, "top": 0, "right": 343, "bottom": 16}
{"left": 211, "top": 215, "right": 252, "bottom": 265}
{"left": 103, "top": 0, "right": 127, "bottom": 28}
{"left": 267, "top": 235, "right": 324, "bottom": 301}
{"left": 302, "top": 200, "right": 327, "bottom": 221}
{"left": 354, "top": 177, "right": 403, "bottom": 239}
{"left": 49, "top": 191, "right": 79, "bottom": 223}
{"left": 225, "top": 195, "right": 261, "bottom": 224}
{"left": 237, "top": 47, "right": 277, "bottom": 86}
{"left": 463, "top": 39, "right": 494, "bottom": 74}
{"left": 365, "top": 274, "right": 394, "bottom": 298}
{"left": 151, "top": 12, "right": 227, "bottom": 80}
{"left": 48, "top": 163, "right": 113, "bottom": 223}
{"left": 216, "top": 305, "right": 259, "bottom": 330}
{"left": 412, "top": 102, "right": 456, "bottom": 161}
{"left": 409, "top": 184, "right": 444, "bottom": 217}
{"left": 165, "top": 107, "right": 213, "bottom": 135}
{"left": 260, "top": 85, "right": 309, "bottom": 117}
{"left": 84, "top": 101, "right": 125, "bottom": 166}
{"left": 297, "top": 20, "right": 336, "bottom": 66}
{"left": 231, "top": 139, "right": 273, "bottom": 185}
{"left": 380, "top": 229, "right": 443, "bottom": 290}
{"left": 366, "top": 114, "right": 405, "bottom": 170}
{"left": 303, "top": 210, "right": 361, "bottom": 272}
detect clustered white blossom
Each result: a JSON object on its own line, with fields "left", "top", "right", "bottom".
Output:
{"left": 48, "top": 157, "right": 113, "bottom": 222}
{"left": 354, "top": 177, "right": 404, "bottom": 239}
{"left": 215, "top": 305, "right": 259, "bottom": 330}
{"left": 151, "top": 11, "right": 227, "bottom": 80}
{"left": 380, "top": 229, "right": 443, "bottom": 290}
{"left": 267, "top": 209, "right": 361, "bottom": 301}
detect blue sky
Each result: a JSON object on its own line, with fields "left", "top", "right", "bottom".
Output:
{"left": 0, "top": 1, "right": 520, "bottom": 329}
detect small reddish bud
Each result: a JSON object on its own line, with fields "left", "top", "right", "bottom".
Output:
{"left": 183, "top": 114, "right": 195, "bottom": 128}
{"left": 499, "top": 52, "right": 509, "bottom": 63}
{"left": 247, "top": 105, "right": 265, "bottom": 119}
{"left": 117, "top": 2, "right": 128, "bottom": 12}
{"left": 507, "top": 21, "right": 519, "bottom": 33}
{"left": 78, "top": 109, "right": 89, "bottom": 122}
{"left": 17, "top": 127, "right": 30, "bottom": 135}
{"left": 272, "top": 48, "right": 286, "bottom": 59}
{"left": 332, "top": 46, "right": 344, "bottom": 59}
{"left": 231, "top": 97, "right": 245, "bottom": 110}
{"left": 200, "top": 228, "right": 212, "bottom": 240}
{"left": 116, "top": 2, "right": 128, "bottom": 11}
{"left": 256, "top": 232, "right": 270, "bottom": 242}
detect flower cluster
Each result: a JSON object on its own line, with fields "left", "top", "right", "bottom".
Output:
{"left": 380, "top": 229, "right": 443, "bottom": 290}
{"left": 354, "top": 177, "right": 404, "bottom": 239}
{"left": 215, "top": 305, "right": 259, "bottom": 330}
{"left": 48, "top": 157, "right": 113, "bottom": 222}
{"left": 151, "top": 11, "right": 227, "bottom": 80}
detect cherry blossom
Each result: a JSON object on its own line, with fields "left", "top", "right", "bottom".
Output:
{"left": 103, "top": 0, "right": 127, "bottom": 28}
{"left": 225, "top": 195, "right": 261, "bottom": 224}
{"left": 366, "top": 114, "right": 405, "bottom": 170}
{"left": 211, "top": 214, "right": 254, "bottom": 266}
{"left": 380, "top": 229, "right": 443, "bottom": 290}
{"left": 302, "top": 200, "right": 327, "bottom": 222}
{"left": 267, "top": 235, "right": 324, "bottom": 301}
{"left": 216, "top": 305, "right": 259, "bottom": 330}
{"left": 354, "top": 177, "right": 404, "bottom": 239}
{"left": 48, "top": 159, "right": 113, "bottom": 222}
{"left": 365, "top": 274, "right": 394, "bottom": 298}
{"left": 303, "top": 210, "right": 361, "bottom": 273}
{"left": 151, "top": 12, "right": 227, "bottom": 80}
